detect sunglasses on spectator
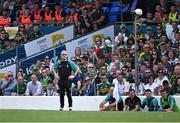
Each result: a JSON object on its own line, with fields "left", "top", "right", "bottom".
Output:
{"left": 101, "top": 77, "right": 106, "bottom": 79}
{"left": 8, "top": 75, "right": 13, "bottom": 77}
{"left": 85, "top": 79, "right": 90, "bottom": 81}
{"left": 88, "top": 66, "right": 94, "bottom": 69}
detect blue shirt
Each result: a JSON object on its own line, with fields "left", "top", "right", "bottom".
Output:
{"left": 142, "top": 97, "right": 159, "bottom": 111}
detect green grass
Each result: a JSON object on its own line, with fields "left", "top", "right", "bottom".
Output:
{"left": 0, "top": 110, "right": 179, "bottom": 122}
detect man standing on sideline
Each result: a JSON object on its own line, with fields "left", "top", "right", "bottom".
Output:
{"left": 54, "top": 50, "right": 79, "bottom": 111}
{"left": 124, "top": 89, "right": 141, "bottom": 111}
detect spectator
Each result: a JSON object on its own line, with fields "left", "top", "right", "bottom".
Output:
{"left": 113, "top": 72, "right": 130, "bottom": 96}
{"left": 131, "top": 80, "right": 145, "bottom": 96}
{"left": 144, "top": 75, "right": 158, "bottom": 95}
{"left": 0, "top": 74, "right": 9, "bottom": 95}
{"left": 97, "top": 74, "right": 112, "bottom": 96}
{"left": 170, "top": 63, "right": 180, "bottom": 85}
{"left": 89, "top": 0, "right": 106, "bottom": 31}
{"left": 154, "top": 4, "right": 164, "bottom": 23}
{"left": 78, "top": 8, "right": 92, "bottom": 35}
{"left": 79, "top": 75, "right": 95, "bottom": 96}
{"left": 25, "top": 74, "right": 43, "bottom": 96}
{"left": 0, "top": 72, "right": 17, "bottom": 96}
{"left": 172, "top": 77, "right": 180, "bottom": 95}
{"left": 141, "top": 89, "right": 159, "bottom": 111}
{"left": 14, "top": 24, "right": 28, "bottom": 44}
{"left": 158, "top": 80, "right": 173, "bottom": 95}
{"left": 124, "top": 89, "right": 141, "bottom": 111}
{"left": 168, "top": 21, "right": 179, "bottom": 47}
{"left": 159, "top": 89, "right": 179, "bottom": 112}
{"left": 16, "top": 3, "right": 26, "bottom": 23}
{"left": 99, "top": 87, "right": 124, "bottom": 111}
{"left": 40, "top": 69, "right": 52, "bottom": 91}
{"left": 12, "top": 76, "right": 27, "bottom": 96}
{"left": 168, "top": 4, "right": 178, "bottom": 23}
{"left": 44, "top": 80, "right": 57, "bottom": 96}
{"left": 29, "top": 23, "right": 43, "bottom": 40}
{"left": 54, "top": 4, "right": 65, "bottom": 24}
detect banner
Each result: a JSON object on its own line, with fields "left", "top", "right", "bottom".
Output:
{"left": 25, "top": 25, "right": 74, "bottom": 57}
{"left": 47, "top": 25, "right": 74, "bottom": 46}
{"left": 0, "top": 64, "right": 16, "bottom": 78}
{"left": 4, "top": 27, "right": 19, "bottom": 39}
{"left": 19, "top": 45, "right": 66, "bottom": 75}
{"left": 66, "top": 25, "right": 114, "bottom": 58}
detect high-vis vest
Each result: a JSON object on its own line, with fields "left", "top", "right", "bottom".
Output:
{"left": 45, "top": 11, "right": 52, "bottom": 22}
{"left": 21, "top": 15, "right": 31, "bottom": 29}
{"left": 0, "top": 16, "right": 10, "bottom": 27}
{"left": 169, "top": 12, "right": 178, "bottom": 22}
{"left": 34, "top": 10, "right": 41, "bottom": 21}
{"left": 55, "top": 10, "right": 62, "bottom": 22}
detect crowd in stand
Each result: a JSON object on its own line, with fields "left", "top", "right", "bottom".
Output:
{"left": 0, "top": 0, "right": 179, "bottom": 111}
{"left": 0, "top": 0, "right": 109, "bottom": 51}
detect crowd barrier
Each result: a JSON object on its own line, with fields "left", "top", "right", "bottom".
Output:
{"left": 0, "top": 96, "right": 180, "bottom": 111}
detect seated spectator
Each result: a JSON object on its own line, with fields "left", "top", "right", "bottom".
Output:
{"left": 0, "top": 72, "right": 17, "bottom": 96}
{"left": 14, "top": 24, "right": 28, "bottom": 44}
{"left": 97, "top": 74, "right": 112, "bottom": 96}
{"left": 144, "top": 75, "right": 158, "bottom": 95}
{"left": 54, "top": 4, "right": 65, "bottom": 24}
{"left": 159, "top": 89, "right": 179, "bottom": 112}
{"left": 44, "top": 80, "right": 57, "bottom": 96}
{"left": 131, "top": 80, "right": 145, "bottom": 96}
{"left": 79, "top": 76, "right": 95, "bottom": 96}
{"left": 154, "top": 4, "right": 164, "bottom": 23}
{"left": 40, "top": 69, "right": 52, "bottom": 91}
{"left": 16, "top": 3, "right": 26, "bottom": 23}
{"left": 124, "top": 89, "right": 141, "bottom": 111}
{"left": 29, "top": 24, "right": 43, "bottom": 40}
{"left": 0, "top": 9, "right": 11, "bottom": 27}
{"left": 143, "top": 12, "right": 155, "bottom": 24}
{"left": 25, "top": 74, "right": 43, "bottom": 96}
{"left": 170, "top": 63, "right": 180, "bottom": 85}
{"left": 0, "top": 74, "right": 9, "bottom": 95}
{"left": 113, "top": 72, "right": 130, "bottom": 96}
{"left": 99, "top": 87, "right": 124, "bottom": 111}
{"left": 12, "top": 76, "right": 27, "bottom": 96}
{"left": 78, "top": 8, "right": 92, "bottom": 35}
{"left": 158, "top": 80, "right": 173, "bottom": 95}
{"left": 89, "top": 0, "right": 106, "bottom": 31}
{"left": 141, "top": 89, "right": 159, "bottom": 111}
{"left": 168, "top": 4, "right": 178, "bottom": 23}
{"left": 172, "top": 77, "right": 180, "bottom": 95}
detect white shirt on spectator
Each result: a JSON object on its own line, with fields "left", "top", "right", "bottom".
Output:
{"left": 131, "top": 83, "right": 145, "bottom": 96}
{"left": 25, "top": 81, "right": 43, "bottom": 96}
{"left": 144, "top": 83, "right": 157, "bottom": 95}
{"left": 113, "top": 78, "right": 130, "bottom": 94}
{"left": 154, "top": 76, "right": 169, "bottom": 87}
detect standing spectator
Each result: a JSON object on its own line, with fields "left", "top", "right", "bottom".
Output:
{"left": 53, "top": 50, "right": 79, "bottom": 111}
{"left": 99, "top": 87, "right": 124, "bottom": 111}
{"left": 15, "top": 3, "right": 26, "bottom": 23}
{"left": 54, "top": 4, "right": 65, "bottom": 24}
{"left": 12, "top": 76, "right": 27, "bottom": 96}
{"left": 97, "top": 74, "right": 112, "bottom": 96}
{"left": 141, "top": 89, "right": 159, "bottom": 111}
{"left": 0, "top": 72, "right": 17, "bottom": 96}
{"left": 0, "top": 9, "right": 11, "bottom": 27}
{"left": 168, "top": 4, "right": 178, "bottom": 23}
{"left": 124, "top": 89, "right": 141, "bottom": 111}
{"left": 159, "top": 89, "right": 179, "bottom": 112}
{"left": 29, "top": 23, "right": 43, "bottom": 40}
{"left": 25, "top": 74, "right": 42, "bottom": 96}
{"left": 89, "top": 0, "right": 106, "bottom": 31}
{"left": 154, "top": 4, "right": 164, "bottom": 23}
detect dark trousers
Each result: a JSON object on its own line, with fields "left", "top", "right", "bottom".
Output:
{"left": 59, "top": 86, "right": 72, "bottom": 108}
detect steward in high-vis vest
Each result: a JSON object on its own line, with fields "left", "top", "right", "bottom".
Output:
{"left": 168, "top": 4, "right": 178, "bottom": 23}
{"left": 54, "top": 4, "right": 65, "bottom": 23}
{"left": 21, "top": 8, "right": 32, "bottom": 29}
{"left": 0, "top": 9, "right": 11, "bottom": 27}
{"left": 44, "top": 5, "right": 55, "bottom": 23}
{"left": 32, "top": 3, "right": 44, "bottom": 23}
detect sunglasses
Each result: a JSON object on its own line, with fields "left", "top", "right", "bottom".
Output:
{"left": 88, "top": 66, "right": 94, "bottom": 69}
{"left": 101, "top": 78, "right": 106, "bottom": 79}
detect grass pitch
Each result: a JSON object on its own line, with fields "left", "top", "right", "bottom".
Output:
{"left": 0, "top": 110, "right": 179, "bottom": 122}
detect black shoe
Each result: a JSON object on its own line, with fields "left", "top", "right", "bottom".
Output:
{"left": 59, "top": 108, "right": 63, "bottom": 111}
{"left": 69, "top": 107, "right": 72, "bottom": 111}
